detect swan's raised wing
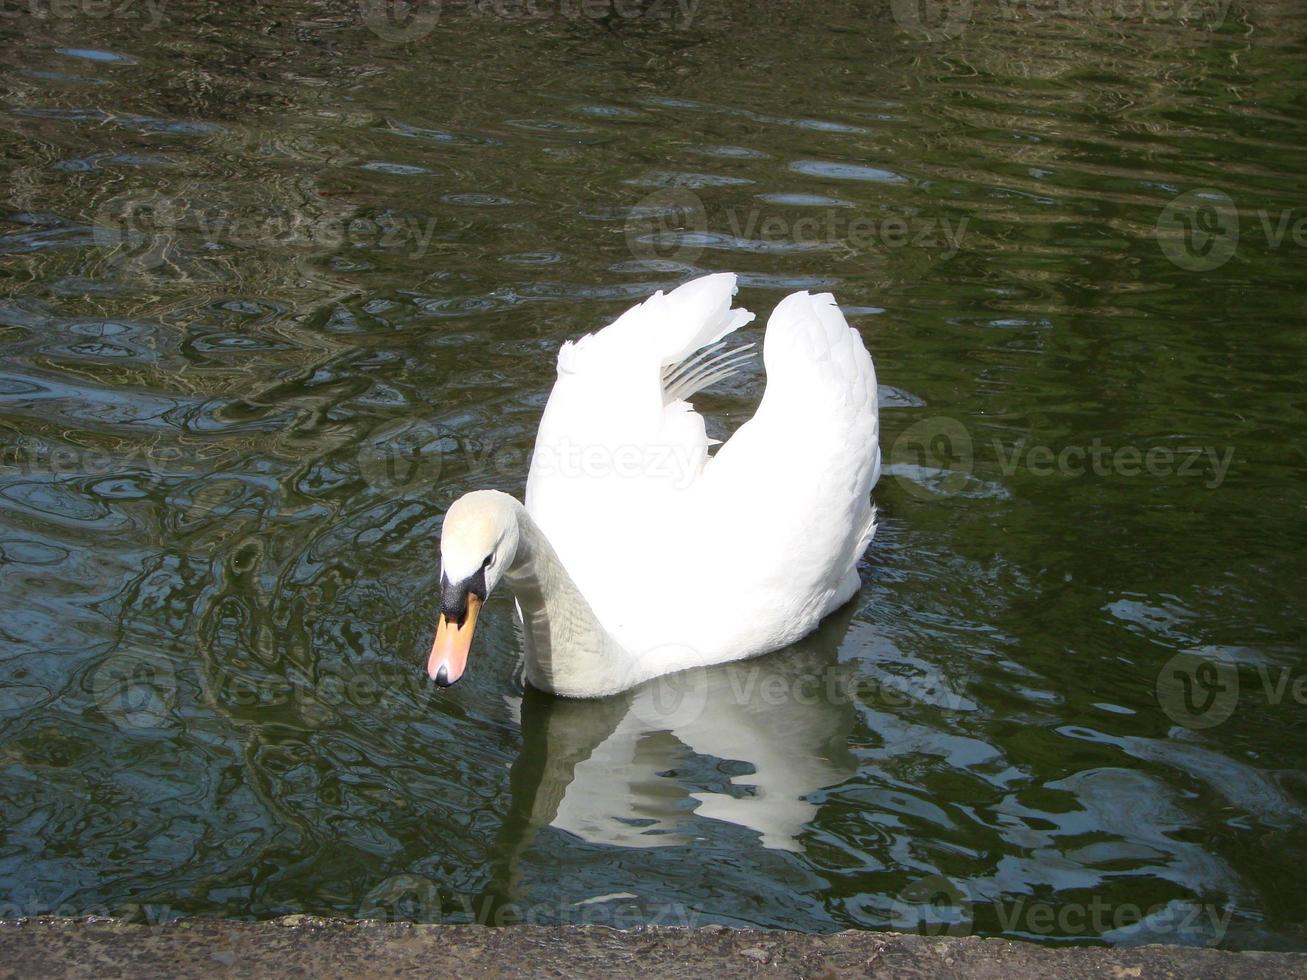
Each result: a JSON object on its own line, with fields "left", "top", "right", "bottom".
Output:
{"left": 696, "top": 291, "right": 881, "bottom": 619}
{"left": 525, "top": 274, "right": 755, "bottom": 571}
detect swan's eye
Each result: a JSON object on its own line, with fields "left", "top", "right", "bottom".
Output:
{"left": 482, "top": 553, "right": 494, "bottom": 570}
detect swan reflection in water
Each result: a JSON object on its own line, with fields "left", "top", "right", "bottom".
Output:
{"left": 481, "top": 604, "right": 861, "bottom": 902}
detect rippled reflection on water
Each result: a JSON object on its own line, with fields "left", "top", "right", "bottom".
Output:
{"left": 2, "top": 0, "right": 1307, "bottom": 951}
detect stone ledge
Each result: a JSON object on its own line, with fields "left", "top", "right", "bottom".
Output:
{"left": 1, "top": 918, "right": 1304, "bottom": 979}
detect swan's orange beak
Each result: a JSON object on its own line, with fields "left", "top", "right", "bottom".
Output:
{"left": 428, "top": 594, "right": 481, "bottom": 687}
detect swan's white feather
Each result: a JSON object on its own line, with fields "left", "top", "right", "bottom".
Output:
{"left": 514, "top": 274, "right": 881, "bottom": 693}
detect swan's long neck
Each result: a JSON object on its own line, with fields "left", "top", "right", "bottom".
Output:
{"left": 502, "top": 501, "right": 624, "bottom": 697}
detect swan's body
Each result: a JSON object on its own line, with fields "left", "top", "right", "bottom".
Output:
{"left": 430, "top": 273, "right": 880, "bottom": 698}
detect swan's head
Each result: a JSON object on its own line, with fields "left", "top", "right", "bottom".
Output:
{"left": 428, "top": 490, "right": 519, "bottom": 687}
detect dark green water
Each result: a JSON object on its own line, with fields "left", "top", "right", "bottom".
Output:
{"left": 2, "top": 0, "right": 1306, "bottom": 951}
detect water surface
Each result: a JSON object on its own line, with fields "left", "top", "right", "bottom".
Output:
{"left": 2, "top": 0, "right": 1307, "bottom": 951}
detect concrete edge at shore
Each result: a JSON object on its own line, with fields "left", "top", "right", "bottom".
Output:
{"left": 2, "top": 917, "right": 1305, "bottom": 978}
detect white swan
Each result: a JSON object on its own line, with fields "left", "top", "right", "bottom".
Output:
{"left": 428, "top": 273, "right": 881, "bottom": 698}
